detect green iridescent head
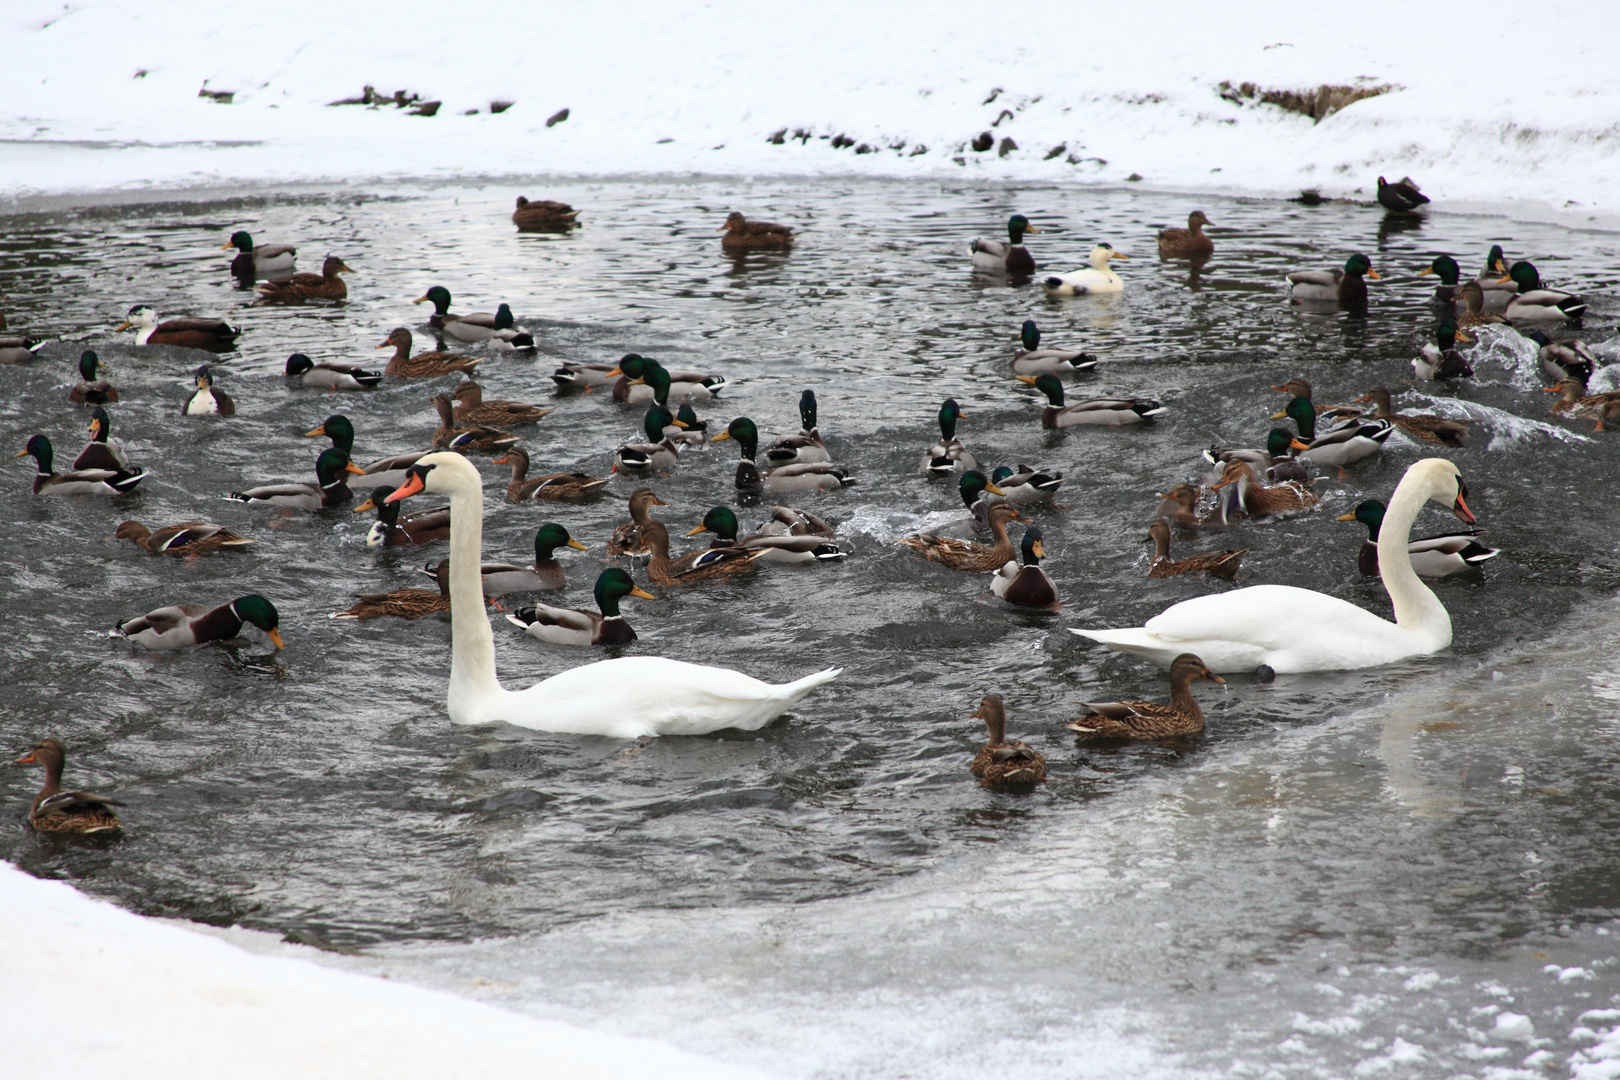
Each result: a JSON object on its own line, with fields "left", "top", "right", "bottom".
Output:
{"left": 417, "top": 285, "right": 453, "bottom": 315}
{"left": 1019, "top": 320, "right": 1039, "bottom": 352}
{"left": 937, "top": 399, "right": 964, "bottom": 440}
{"left": 644, "top": 404, "right": 677, "bottom": 443}
{"left": 78, "top": 350, "right": 101, "bottom": 382}
{"left": 534, "top": 522, "right": 586, "bottom": 561}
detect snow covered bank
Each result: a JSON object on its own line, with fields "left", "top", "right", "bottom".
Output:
{"left": 0, "top": 862, "right": 766, "bottom": 1080}
{"left": 2, "top": 0, "right": 1617, "bottom": 218}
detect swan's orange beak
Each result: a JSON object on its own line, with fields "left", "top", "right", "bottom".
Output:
{"left": 1453, "top": 493, "right": 1476, "bottom": 524}
{"left": 386, "top": 473, "right": 426, "bottom": 503}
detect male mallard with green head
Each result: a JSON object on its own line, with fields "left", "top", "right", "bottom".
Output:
{"left": 971, "top": 214, "right": 1040, "bottom": 274}
{"left": 506, "top": 570, "right": 654, "bottom": 647}
{"left": 113, "top": 594, "right": 284, "bottom": 650}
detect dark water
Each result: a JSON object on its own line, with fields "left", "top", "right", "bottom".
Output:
{"left": 4, "top": 179, "right": 1620, "bottom": 1076}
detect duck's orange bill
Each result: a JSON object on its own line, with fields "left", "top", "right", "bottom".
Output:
{"left": 267, "top": 629, "right": 286, "bottom": 650}
{"left": 1334, "top": 511, "right": 1357, "bottom": 522}
{"left": 304, "top": 424, "right": 327, "bottom": 437}
{"left": 344, "top": 461, "right": 367, "bottom": 476}
{"left": 491, "top": 454, "right": 509, "bottom": 464}
{"left": 412, "top": 294, "right": 430, "bottom": 304}
{"left": 385, "top": 473, "right": 426, "bottom": 503}
{"left": 685, "top": 524, "right": 707, "bottom": 537}
{"left": 14, "top": 448, "right": 28, "bottom": 458}
{"left": 352, "top": 498, "right": 377, "bottom": 513}
{"left": 1366, "top": 269, "right": 1382, "bottom": 279}
{"left": 1453, "top": 493, "right": 1476, "bottom": 524}
{"left": 1417, "top": 267, "right": 1434, "bottom": 277}
{"left": 630, "top": 586, "right": 656, "bottom": 600}
{"left": 1031, "top": 541, "right": 1046, "bottom": 559}
{"left": 566, "top": 538, "right": 588, "bottom": 551}
{"left": 375, "top": 340, "right": 391, "bottom": 349}
{"left": 710, "top": 430, "right": 732, "bottom": 442}
{"left": 604, "top": 368, "right": 622, "bottom": 378}
{"left": 13, "top": 750, "right": 37, "bottom": 764}
{"left": 1290, "top": 438, "right": 1311, "bottom": 451}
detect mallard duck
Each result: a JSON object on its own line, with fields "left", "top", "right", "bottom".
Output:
{"left": 1354, "top": 387, "right": 1475, "bottom": 446}
{"left": 1042, "top": 243, "right": 1129, "bottom": 295}
{"left": 551, "top": 361, "right": 621, "bottom": 391}
{"left": 607, "top": 487, "right": 667, "bottom": 556}
{"left": 1500, "top": 262, "right": 1587, "bottom": 322}
{"left": 1154, "top": 481, "right": 1244, "bottom": 529}
{"left": 1376, "top": 176, "right": 1429, "bottom": 214}
{"left": 641, "top": 519, "right": 766, "bottom": 585}
{"left": 988, "top": 464, "right": 1064, "bottom": 503}
{"left": 224, "top": 447, "right": 365, "bottom": 509}
{"left": 1018, "top": 372, "right": 1165, "bottom": 427}
{"left": 990, "top": 525, "right": 1058, "bottom": 608}
{"left": 1414, "top": 317, "right": 1474, "bottom": 381}
{"left": 1416, "top": 254, "right": 1463, "bottom": 303}
{"left": 970, "top": 214, "right": 1040, "bottom": 274}
{"left": 332, "top": 574, "right": 451, "bottom": 620}
{"left": 513, "top": 196, "right": 579, "bottom": 231}
{"left": 720, "top": 211, "right": 794, "bottom": 250}
{"left": 766, "top": 390, "right": 831, "bottom": 464}
{"left": 1523, "top": 330, "right": 1598, "bottom": 384}
{"left": 73, "top": 407, "right": 131, "bottom": 471}
{"left": 255, "top": 256, "right": 352, "bottom": 303}
{"left": 353, "top": 486, "right": 451, "bottom": 547}
{"left": 715, "top": 417, "right": 854, "bottom": 493}
{"left": 614, "top": 404, "right": 685, "bottom": 473}
{"left": 221, "top": 230, "right": 296, "bottom": 279}
{"left": 1012, "top": 320, "right": 1097, "bottom": 375}
{"left": 1546, "top": 377, "right": 1620, "bottom": 431}
{"left": 1457, "top": 279, "right": 1514, "bottom": 330}
{"left": 117, "top": 305, "right": 240, "bottom": 352}
{"left": 1211, "top": 459, "right": 1319, "bottom": 517}
{"left": 492, "top": 447, "right": 609, "bottom": 503}
{"left": 0, "top": 334, "right": 44, "bottom": 364}
{"left": 13, "top": 739, "right": 123, "bottom": 835}
{"left": 898, "top": 502, "right": 1025, "bottom": 572}
{"left": 686, "top": 505, "right": 844, "bottom": 563}
{"left": 283, "top": 352, "right": 382, "bottom": 391}
{"left": 113, "top": 594, "right": 284, "bottom": 650}
{"left": 926, "top": 471, "right": 1005, "bottom": 540}
{"left": 1065, "top": 654, "right": 1225, "bottom": 739}
{"left": 378, "top": 453, "right": 839, "bottom": 735}
{"left": 16, "top": 434, "right": 144, "bottom": 496}
{"left": 665, "top": 402, "right": 710, "bottom": 447}
{"left": 115, "top": 519, "right": 254, "bottom": 555}
{"left": 414, "top": 287, "right": 525, "bottom": 343}
{"left": 1202, "top": 429, "right": 1311, "bottom": 485}
{"left": 1147, "top": 518, "right": 1244, "bottom": 580}
{"left": 1266, "top": 377, "right": 1365, "bottom": 421}
{"left": 376, "top": 328, "right": 480, "bottom": 378}
{"left": 304, "top": 414, "right": 428, "bottom": 490}
{"left": 451, "top": 382, "right": 552, "bottom": 425}
{"left": 1476, "top": 245, "right": 1517, "bottom": 307}
{"left": 755, "top": 504, "right": 836, "bottom": 539}
{"left": 1272, "top": 396, "right": 1392, "bottom": 475}
{"left": 609, "top": 354, "right": 726, "bottom": 403}
{"left": 453, "top": 522, "right": 585, "bottom": 596}
{"left": 182, "top": 365, "right": 235, "bottom": 416}
{"left": 968, "top": 695, "right": 1046, "bottom": 789}
{"left": 507, "top": 570, "right": 652, "bottom": 646}
{"left": 1156, "top": 210, "right": 1213, "bottom": 259}
{"left": 1338, "top": 499, "right": 1498, "bottom": 578}
{"left": 69, "top": 350, "right": 118, "bottom": 404}
{"left": 1286, "top": 254, "right": 1379, "bottom": 308}
{"left": 922, "top": 398, "right": 975, "bottom": 475}
{"left": 431, "top": 393, "right": 521, "bottom": 452}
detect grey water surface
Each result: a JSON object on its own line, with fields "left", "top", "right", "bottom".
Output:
{"left": 3, "top": 178, "right": 1620, "bottom": 1078}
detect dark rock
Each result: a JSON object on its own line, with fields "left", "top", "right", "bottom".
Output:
{"left": 997, "top": 137, "right": 1017, "bottom": 157}
{"left": 1044, "top": 143, "right": 1067, "bottom": 160}
{"left": 1251, "top": 664, "right": 1276, "bottom": 684}
{"left": 766, "top": 128, "right": 787, "bottom": 144}
{"left": 489, "top": 100, "right": 514, "bottom": 114}
{"left": 970, "top": 132, "right": 994, "bottom": 153}
{"left": 408, "top": 100, "right": 441, "bottom": 117}
{"left": 545, "top": 107, "right": 570, "bottom": 127}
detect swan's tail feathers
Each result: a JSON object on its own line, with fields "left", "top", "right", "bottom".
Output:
{"left": 1068, "top": 626, "right": 1160, "bottom": 654}
{"left": 779, "top": 666, "right": 841, "bottom": 703}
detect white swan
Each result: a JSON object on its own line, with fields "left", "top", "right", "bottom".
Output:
{"left": 1042, "top": 244, "right": 1129, "bottom": 296}
{"left": 1070, "top": 459, "right": 1476, "bottom": 674}
{"left": 385, "top": 452, "right": 840, "bottom": 737}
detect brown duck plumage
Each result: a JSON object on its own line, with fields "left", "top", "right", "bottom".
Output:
{"left": 451, "top": 382, "right": 553, "bottom": 425}
{"left": 1212, "top": 459, "right": 1319, "bottom": 517}
{"left": 719, "top": 211, "right": 794, "bottom": 250}
{"left": 641, "top": 520, "right": 765, "bottom": 585}
{"left": 608, "top": 487, "right": 667, "bottom": 556}
{"left": 333, "top": 561, "right": 451, "bottom": 619}
{"left": 1457, "top": 280, "right": 1513, "bottom": 330}
{"left": 1066, "top": 654, "right": 1225, "bottom": 740}
{"left": 377, "top": 328, "right": 480, "bottom": 378}
{"left": 1153, "top": 482, "right": 1233, "bottom": 528}
{"left": 512, "top": 196, "right": 579, "bottom": 231}
{"left": 968, "top": 695, "right": 1046, "bottom": 789}
{"left": 897, "top": 502, "right": 1025, "bottom": 572}
{"left": 1156, "top": 210, "right": 1213, "bottom": 259}
{"left": 492, "top": 447, "right": 610, "bottom": 503}
{"left": 115, "top": 519, "right": 254, "bottom": 555}
{"left": 255, "top": 257, "right": 352, "bottom": 302}
{"left": 1146, "top": 518, "right": 1245, "bottom": 580}
{"left": 430, "top": 393, "right": 521, "bottom": 451}
{"left": 1355, "top": 386, "right": 1475, "bottom": 446}
{"left": 1268, "top": 377, "right": 1362, "bottom": 421}
{"left": 1547, "top": 377, "right": 1620, "bottom": 432}
{"left": 14, "top": 738, "right": 124, "bottom": 834}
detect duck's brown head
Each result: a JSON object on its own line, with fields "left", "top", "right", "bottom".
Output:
{"left": 1169, "top": 654, "right": 1224, "bottom": 687}
{"left": 14, "top": 738, "right": 66, "bottom": 771}
{"left": 720, "top": 211, "right": 748, "bottom": 232}
{"left": 971, "top": 695, "right": 1008, "bottom": 744}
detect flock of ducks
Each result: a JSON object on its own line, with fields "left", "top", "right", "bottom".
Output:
{"left": 4, "top": 187, "right": 1614, "bottom": 827}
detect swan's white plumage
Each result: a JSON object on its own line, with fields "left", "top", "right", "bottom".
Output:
{"left": 1071, "top": 459, "right": 1467, "bottom": 674}
{"left": 403, "top": 452, "right": 839, "bottom": 736}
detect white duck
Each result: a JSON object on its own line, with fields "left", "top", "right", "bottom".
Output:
{"left": 383, "top": 453, "right": 840, "bottom": 736}
{"left": 1070, "top": 459, "right": 1477, "bottom": 674}
{"left": 1042, "top": 244, "right": 1129, "bottom": 296}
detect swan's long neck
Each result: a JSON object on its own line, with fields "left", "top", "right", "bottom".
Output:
{"left": 447, "top": 481, "right": 504, "bottom": 711}
{"left": 1377, "top": 476, "right": 1451, "bottom": 646}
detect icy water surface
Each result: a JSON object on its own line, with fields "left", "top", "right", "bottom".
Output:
{"left": 4, "top": 178, "right": 1620, "bottom": 1077}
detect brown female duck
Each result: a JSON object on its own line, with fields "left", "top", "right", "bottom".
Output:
{"left": 1354, "top": 386, "right": 1474, "bottom": 446}
{"left": 116, "top": 520, "right": 254, "bottom": 556}
{"left": 1147, "top": 518, "right": 1245, "bottom": 580}
{"left": 1156, "top": 210, "right": 1213, "bottom": 259}
{"left": 720, "top": 211, "right": 794, "bottom": 250}
{"left": 376, "top": 328, "right": 481, "bottom": 379}
{"left": 1153, "top": 482, "right": 1232, "bottom": 528}
{"left": 14, "top": 738, "right": 123, "bottom": 834}
{"left": 332, "top": 561, "right": 451, "bottom": 620}
{"left": 1211, "top": 459, "right": 1319, "bottom": 517}
{"left": 1546, "top": 377, "right": 1620, "bottom": 431}
{"left": 430, "top": 393, "right": 520, "bottom": 451}
{"left": 1065, "top": 654, "right": 1225, "bottom": 739}
{"left": 608, "top": 487, "right": 668, "bottom": 556}
{"left": 969, "top": 695, "right": 1046, "bottom": 789}
{"left": 512, "top": 196, "right": 579, "bottom": 231}
{"left": 641, "top": 519, "right": 766, "bottom": 585}
{"left": 255, "top": 256, "right": 353, "bottom": 302}
{"left": 451, "top": 382, "right": 553, "bottom": 425}
{"left": 1457, "top": 279, "right": 1513, "bottom": 330}
{"left": 897, "top": 502, "right": 1026, "bottom": 572}
{"left": 492, "top": 447, "right": 610, "bottom": 503}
